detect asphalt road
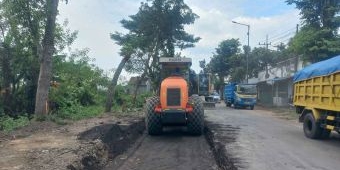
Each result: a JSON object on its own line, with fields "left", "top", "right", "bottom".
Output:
{"left": 105, "top": 103, "right": 340, "bottom": 170}
{"left": 207, "top": 103, "right": 340, "bottom": 170}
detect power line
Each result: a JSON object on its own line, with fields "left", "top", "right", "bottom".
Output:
{"left": 271, "top": 33, "right": 295, "bottom": 45}
{"left": 269, "top": 31, "right": 295, "bottom": 42}
{"left": 268, "top": 27, "right": 296, "bottom": 40}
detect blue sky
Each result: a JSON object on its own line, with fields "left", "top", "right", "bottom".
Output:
{"left": 240, "top": 0, "right": 296, "bottom": 17}
{"left": 58, "top": 0, "right": 300, "bottom": 78}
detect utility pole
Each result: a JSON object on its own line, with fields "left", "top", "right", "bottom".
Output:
{"left": 259, "top": 34, "right": 271, "bottom": 49}
{"left": 259, "top": 34, "right": 271, "bottom": 79}
{"left": 232, "top": 21, "right": 250, "bottom": 83}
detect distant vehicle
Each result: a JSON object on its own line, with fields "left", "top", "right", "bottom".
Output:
{"left": 224, "top": 83, "right": 257, "bottom": 110}
{"left": 197, "top": 73, "right": 215, "bottom": 107}
{"left": 211, "top": 91, "right": 221, "bottom": 103}
{"left": 293, "top": 55, "right": 340, "bottom": 139}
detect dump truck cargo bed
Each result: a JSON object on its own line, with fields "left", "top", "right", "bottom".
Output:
{"left": 294, "top": 71, "right": 340, "bottom": 111}
{"left": 293, "top": 55, "right": 340, "bottom": 139}
{"left": 293, "top": 55, "right": 340, "bottom": 111}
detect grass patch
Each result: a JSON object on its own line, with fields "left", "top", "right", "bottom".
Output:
{"left": 0, "top": 105, "right": 105, "bottom": 132}
{"left": 56, "top": 105, "right": 105, "bottom": 121}
{"left": 0, "top": 115, "right": 30, "bottom": 132}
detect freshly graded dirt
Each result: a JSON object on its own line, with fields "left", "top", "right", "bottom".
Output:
{"left": 105, "top": 127, "right": 219, "bottom": 170}
{"left": 0, "top": 113, "right": 144, "bottom": 170}
{"left": 1, "top": 106, "right": 259, "bottom": 170}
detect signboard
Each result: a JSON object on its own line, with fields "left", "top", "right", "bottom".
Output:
{"left": 159, "top": 57, "right": 192, "bottom": 63}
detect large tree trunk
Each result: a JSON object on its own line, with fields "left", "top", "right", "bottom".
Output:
{"left": 1, "top": 43, "right": 14, "bottom": 116}
{"left": 0, "top": 24, "right": 15, "bottom": 116}
{"left": 105, "top": 56, "right": 130, "bottom": 112}
{"left": 34, "top": 0, "right": 59, "bottom": 116}
{"left": 24, "top": 0, "right": 42, "bottom": 115}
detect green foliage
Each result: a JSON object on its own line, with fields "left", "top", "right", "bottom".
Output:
{"left": 0, "top": 0, "right": 80, "bottom": 116}
{"left": 286, "top": 0, "right": 340, "bottom": 29}
{"left": 113, "top": 85, "right": 153, "bottom": 110}
{"left": 207, "top": 39, "right": 292, "bottom": 83}
{"left": 56, "top": 105, "right": 104, "bottom": 121}
{"left": 0, "top": 0, "right": 113, "bottom": 126}
{"left": 119, "top": 0, "right": 200, "bottom": 57}
{"left": 228, "top": 54, "right": 246, "bottom": 82}
{"left": 287, "top": 0, "right": 340, "bottom": 62}
{"left": 48, "top": 49, "right": 109, "bottom": 119}
{"left": 289, "top": 26, "right": 340, "bottom": 62}
{"left": 208, "top": 39, "right": 241, "bottom": 83}
{"left": 111, "top": 0, "right": 200, "bottom": 92}
{"left": 0, "top": 115, "right": 29, "bottom": 132}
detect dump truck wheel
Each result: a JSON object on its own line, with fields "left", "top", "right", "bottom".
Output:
{"left": 145, "top": 96, "right": 162, "bottom": 135}
{"left": 303, "top": 113, "right": 323, "bottom": 139}
{"left": 187, "top": 96, "right": 204, "bottom": 135}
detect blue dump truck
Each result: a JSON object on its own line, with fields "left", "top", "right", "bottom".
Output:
{"left": 224, "top": 83, "right": 257, "bottom": 110}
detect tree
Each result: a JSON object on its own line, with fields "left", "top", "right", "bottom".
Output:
{"left": 0, "top": 12, "right": 14, "bottom": 116}
{"left": 289, "top": 26, "right": 340, "bottom": 62}
{"left": 287, "top": 0, "right": 340, "bottom": 62}
{"left": 50, "top": 49, "right": 109, "bottom": 112}
{"left": 105, "top": 33, "right": 141, "bottom": 112}
{"left": 0, "top": 0, "right": 47, "bottom": 114}
{"left": 105, "top": 0, "right": 200, "bottom": 112}
{"left": 208, "top": 39, "right": 240, "bottom": 92}
{"left": 199, "top": 59, "right": 208, "bottom": 73}
{"left": 35, "top": 0, "right": 60, "bottom": 116}
{"left": 0, "top": 0, "right": 76, "bottom": 117}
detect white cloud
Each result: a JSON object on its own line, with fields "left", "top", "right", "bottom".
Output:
{"left": 58, "top": 0, "right": 142, "bottom": 72}
{"left": 180, "top": 1, "right": 300, "bottom": 73}
{"left": 58, "top": 0, "right": 300, "bottom": 76}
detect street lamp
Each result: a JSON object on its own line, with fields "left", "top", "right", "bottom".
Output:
{"left": 232, "top": 21, "right": 250, "bottom": 83}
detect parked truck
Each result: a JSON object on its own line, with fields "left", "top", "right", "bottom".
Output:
{"left": 224, "top": 83, "right": 257, "bottom": 110}
{"left": 293, "top": 55, "right": 340, "bottom": 139}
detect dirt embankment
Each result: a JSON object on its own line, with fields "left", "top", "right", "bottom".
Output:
{"left": 0, "top": 113, "right": 145, "bottom": 170}
{"left": 1, "top": 110, "right": 240, "bottom": 170}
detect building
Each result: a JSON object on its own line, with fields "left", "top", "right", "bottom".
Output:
{"left": 249, "top": 57, "right": 305, "bottom": 107}
{"left": 127, "top": 76, "right": 151, "bottom": 95}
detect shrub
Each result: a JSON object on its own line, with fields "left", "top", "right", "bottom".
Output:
{"left": 0, "top": 115, "right": 30, "bottom": 132}
{"left": 56, "top": 104, "right": 104, "bottom": 121}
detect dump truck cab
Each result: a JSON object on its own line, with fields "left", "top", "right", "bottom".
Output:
{"left": 224, "top": 83, "right": 257, "bottom": 110}
{"left": 145, "top": 57, "right": 204, "bottom": 135}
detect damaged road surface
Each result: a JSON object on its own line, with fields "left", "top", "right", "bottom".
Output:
{"left": 105, "top": 127, "right": 218, "bottom": 170}
{"left": 206, "top": 103, "right": 340, "bottom": 170}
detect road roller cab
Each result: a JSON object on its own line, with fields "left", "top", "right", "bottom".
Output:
{"left": 145, "top": 57, "right": 204, "bottom": 135}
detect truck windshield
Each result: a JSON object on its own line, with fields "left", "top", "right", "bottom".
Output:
{"left": 238, "top": 85, "right": 257, "bottom": 95}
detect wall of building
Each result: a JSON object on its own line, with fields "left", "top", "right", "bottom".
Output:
{"left": 250, "top": 57, "right": 302, "bottom": 107}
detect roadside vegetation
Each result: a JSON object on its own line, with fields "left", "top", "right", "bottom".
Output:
{"left": 1, "top": 0, "right": 340, "bottom": 132}
{"left": 0, "top": 1, "right": 152, "bottom": 132}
